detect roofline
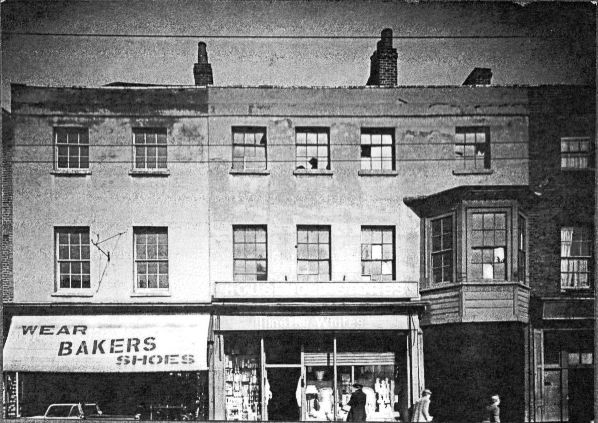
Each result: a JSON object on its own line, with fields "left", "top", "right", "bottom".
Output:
{"left": 11, "top": 82, "right": 595, "bottom": 90}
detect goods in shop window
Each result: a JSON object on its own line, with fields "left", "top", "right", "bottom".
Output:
{"left": 225, "top": 353, "right": 260, "bottom": 421}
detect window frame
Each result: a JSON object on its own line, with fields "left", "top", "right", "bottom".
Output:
{"left": 231, "top": 127, "right": 268, "bottom": 172}
{"left": 131, "top": 127, "right": 168, "bottom": 172}
{"left": 360, "top": 128, "right": 396, "bottom": 172}
{"left": 55, "top": 227, "right": 91, "bottom": 292}
{"left": 560, "top": 226, "right": 592, "bottom": 290}
{"left": 428, "top": 214, "right": 454, "bottom": 284}
{"left": 297, "top": 225, "right": 331, "bottom": 282}
{"left": 454, "top": 126, "right": 491, "bottom": 171}
{"left": 465, "top": 207, "right": 514, "bottom": 283}
{"left": 133, "top": 227, "right": 169, "bottom": 293}
{"left": 233, "top": 225, "right": 268, "bottom": 282}
{"left": 517, "top": 214, "right": 527, "bottom": 284}
{"left": 560, "top": 136, "right": 593, "bottom": 170}
{"left": 295, "top": 127, "right": 331, "bottom": 172}
{"left": 53, "top": 127, "right": 90, "bottom": 171}
{"left": 361, "top": 226, "right": 396, "bottom": 282}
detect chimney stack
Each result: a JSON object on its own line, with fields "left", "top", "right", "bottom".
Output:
{"left": 366, "top": 28, "right": 398, "bottom": 87}
{"left": 193, "top": 42, "right": 213, "bottom": 86}
{"left": 463, "top": 68, "right": 492, "bottom": 86}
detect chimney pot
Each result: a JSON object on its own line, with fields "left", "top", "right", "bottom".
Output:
{"left": 198, "top": 42, "right": 208, "bottom": 64}
{"left": 380, "top": 28, "right": 393, "bottom": 49}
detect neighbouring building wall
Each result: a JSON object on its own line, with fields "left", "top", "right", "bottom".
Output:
{"left": 10, "top": 85, "right": 213, "bottom": 304}
{"left": 526, "top": 86, "right": 595, "bottom": 423}
{"left": 528, "top": 86, "right": 595, "bottom": 296}
{"left": 2, "top": 109, "right": 14, "bottom": 302}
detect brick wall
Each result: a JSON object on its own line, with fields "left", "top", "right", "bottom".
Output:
{"left": 2, "top": 110, "right": 13, "bottom": 302}
{"left": 528, "top": 86, "right": 595, "bottom": 297}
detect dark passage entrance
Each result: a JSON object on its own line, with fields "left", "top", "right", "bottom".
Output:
{"left": 568, "top": 368, "right": 593, "bottom": 423}
{"left": 267, "top": 368, "right": 301, "bottom": 421}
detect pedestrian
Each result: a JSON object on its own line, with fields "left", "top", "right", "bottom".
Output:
{"left": 346, "top": 383, "right": 367, "bottom": 422}
{"left": 410, "top": 389, "right": 433, "bottom": 422}
{"left": 485, "top": 395, "right": 500, "bottom": 423}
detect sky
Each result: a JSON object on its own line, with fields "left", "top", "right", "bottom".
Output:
{"left": 1, "top": 0, "right": 596, "bottom": 111}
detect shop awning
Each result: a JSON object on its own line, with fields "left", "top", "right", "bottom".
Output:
{"left": 3, "top": 314, "right": 210, "bottom": 373}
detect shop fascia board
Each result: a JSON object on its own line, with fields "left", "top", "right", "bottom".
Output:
{"left": 211, "top": 300, "right": 428, "bottom": 314}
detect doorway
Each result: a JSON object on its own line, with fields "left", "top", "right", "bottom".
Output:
{"left": 568, "top": 368, "right": 593, "bottom": 423}
{"left": 266, "top": 368, "right": 301, "bottom": 421}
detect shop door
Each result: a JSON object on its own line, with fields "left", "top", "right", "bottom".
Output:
{"left": 543, "top": 370, "right": 564, "bottom": 422}
{"left": 568, "top": 369, "right": 593, "bottom": 423}
{"left": 266, "top": 368, "right": 301, "bottom": 421}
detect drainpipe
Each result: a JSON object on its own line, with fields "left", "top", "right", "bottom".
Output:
{"left": 408, "top": 310, "right": 414, "bottom": 411}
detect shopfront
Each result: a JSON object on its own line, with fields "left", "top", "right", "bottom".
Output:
{"left": 210, "top": 306, "right": 425, "bottom": 422}
{"left": 3, "top": 314, "right": 211, "bottom": 420}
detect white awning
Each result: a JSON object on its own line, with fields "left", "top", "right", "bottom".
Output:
{"left": 3, "top": 314, "right": 210, "bottom": 373}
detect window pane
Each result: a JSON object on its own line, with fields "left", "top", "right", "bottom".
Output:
{"left": 483, "top": 264, "right": 494, "bottom": 279}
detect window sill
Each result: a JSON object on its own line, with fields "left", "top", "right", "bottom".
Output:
{"left": 229, "top": 169, "right": 270, "bottom": 176}
{"left": 52, "top": 291, "right": 94, "bottom": 297}
{"left": 358, "top": 170, "right": 398, "bottom": 177}
{"left": 560, "top": 287, "right": 593, "bottom": 292}
{"left": 50, "top": 169, "right": 92, "bottom": 176}
{"left": 452, "top": 169, "right": 494, "bottom": 176}
{"left": 293, "top": 169, "right": 333, "bottom": 176}
{"left": 131, "top": 291, "right": 172, "bottom": 297}
{"left": 561, "top": 168, "right": 595, "bottom": 172}
{"left": 129, "top": 169, "right": 170, "bottom": 177}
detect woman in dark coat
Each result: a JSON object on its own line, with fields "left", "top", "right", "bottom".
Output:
{"left": 346, "top": 384, "right": 367, "bottom": 422}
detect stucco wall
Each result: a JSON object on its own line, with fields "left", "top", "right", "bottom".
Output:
{"left": 207, "top": 87, "right": 529, "bottom": 284}
{"left": 11, "top": 113, "right": 211, "bottom": 303}
{"left": 9, "top": 85, "right": 530, "bottom": 303}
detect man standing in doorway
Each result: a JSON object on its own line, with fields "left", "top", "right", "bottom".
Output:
{"left": 346, "top": 384, "right": 367, "bottom": 422}
{"left": 485, "top": 395, "right": 500, "bottom": 423}
{"left": 411, "top": 389, "right": 433, "bottom": 422}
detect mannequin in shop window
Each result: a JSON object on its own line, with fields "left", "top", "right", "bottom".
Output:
{"left": 308, "top": 387, "right": 334, "bottom": 421}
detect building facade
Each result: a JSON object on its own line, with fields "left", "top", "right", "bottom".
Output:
{"left": 526, "top": 86, "right": 595, "bottom": 423}
{"left": 2, "top": 32, "right": 594, "bottom": 423}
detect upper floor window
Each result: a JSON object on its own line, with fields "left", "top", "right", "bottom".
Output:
{"left": 297, "top": 226, "right": 330, "bottom": 281}
{"left": 56, "top": 227, "right": 90, "bottom": 290}
{"left": 431, "top": 216, "right": 453, "bottom": 283}
{"left": 133, "top": 128, "right": 167, "bottom": 170}
{"left": 561, "top": 226, "right": 591, "bottom": 289}
{"left": 454, "top": 127, "right": 490, "bottom": 170}
{"left": 295, "top": 128, "right": 330, "bottom": 171}
{"left": 134, "top": 227, "right": 168, "bottom": 290}
{"left": 561, "top": 137, "right": 592, "bottom": 169}
{"left": 517, "top": 215, "right": 527, "bottom": 283}
{"left": 471, "top": 212, "right": 506, "bottom": 280}
{"left": 232, "top": 127, "right": 267, "bottom": 171}
{"left": 360, "top": 129, "right": 395, "bottom": 171}
{"left": 361, "top": 227, "right": 395, "bottom": 281}
{"left": 233, "top": 226, "right": 267, "bottom": 281}
{"left": 54, "top": 127, "right": 89, "bottom": 169}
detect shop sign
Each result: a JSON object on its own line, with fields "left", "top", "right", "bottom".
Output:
{"left": 214, "top": 281, "right": 418, "bottom": 299}
{"left": 219, "top": 314, "right": 409, "bottom": 331}
{"left": 3, "top": 314, "right": 210, "bottom": 373}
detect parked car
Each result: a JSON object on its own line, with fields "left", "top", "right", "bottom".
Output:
{"left": 28, "top": 403, "right": 137, "bottom": 420}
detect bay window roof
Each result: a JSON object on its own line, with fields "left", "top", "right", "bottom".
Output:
{"left": 403, "top": 185, "right": 541, "bottom": 218}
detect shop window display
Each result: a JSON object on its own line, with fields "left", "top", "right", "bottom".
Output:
{"left": 224, "top": 336, "right": 261, "bottom": 421}
{"left": 304, "top": 364, "right": 396, "bottom": 421}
